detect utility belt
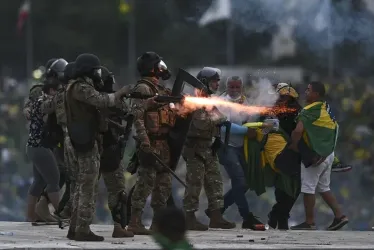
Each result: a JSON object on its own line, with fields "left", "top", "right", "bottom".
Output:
{"left": 185, "top": 136, "right": 216, "bottom": 149}
{"left": 148, "top": 134, "right": 169, "bottom": 141}
{"left": 186, "top": 136, "right": 212, "bottom": 141}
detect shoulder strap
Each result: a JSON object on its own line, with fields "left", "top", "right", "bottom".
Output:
{"left": 135, "top": 79, "right": 158, "bottom": 95}
{"left": 29, "top": 84, "right": 43, "bottom": 93}
{"left": 64, "top": 80, "right": 80, "bottom": 125}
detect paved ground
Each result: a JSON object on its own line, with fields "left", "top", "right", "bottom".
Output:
{"left": 0, "top": 222, "right": 374, "bottom": 250}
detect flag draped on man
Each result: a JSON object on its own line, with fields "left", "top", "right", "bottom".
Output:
{"left": 298, "top": 101, "right": 338, "bottom": 157}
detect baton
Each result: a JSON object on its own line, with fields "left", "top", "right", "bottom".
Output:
{"left": 150, "top": 152, "right": 187, "bottom": 188}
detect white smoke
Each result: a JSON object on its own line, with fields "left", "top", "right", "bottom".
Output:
{"left": 246, "top": 78, "right": 279, "bottom": 106}
{"left": 216, "top": 77, "right": 279, "bottom": 123}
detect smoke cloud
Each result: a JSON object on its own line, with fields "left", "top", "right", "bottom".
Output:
{"left": 217, "top": 77, "right": 279, "bottom": 123}
{"left": 232, "top": 0, "right": 374, "bottom": 54}
{"left": 192, "top": 0, "right": 374, "bottom": 58}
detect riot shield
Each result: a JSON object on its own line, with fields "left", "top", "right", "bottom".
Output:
{"left": 168, "top": 68, "right": 207, "bottom": 171}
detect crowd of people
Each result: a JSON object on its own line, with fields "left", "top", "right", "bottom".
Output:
{"left": 0, "top": 58, "right": 373, "bottom": 238}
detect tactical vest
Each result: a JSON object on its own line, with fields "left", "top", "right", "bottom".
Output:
{"left": 135, "top": 79, "right": 176, "bottom": 138}
{"left": 186, "top": 108, "right": 221, "bottom": 141}
{"left": 40, "top": 112, "right": 64, "bottom": 149}
{"left": 65, "top": 78, "right": 100, "bottom": 152}
{"left": 100, "top": 115, "right": 122, "bottom": 173}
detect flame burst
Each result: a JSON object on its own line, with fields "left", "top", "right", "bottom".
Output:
{"left": 176, "top": 96, "right": 296, "bottom": 117}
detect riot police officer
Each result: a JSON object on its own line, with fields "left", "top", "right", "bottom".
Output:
{"left": 65, "top": 53, "right": 131, "bottom": 241}
{"left": 127, "top": 51, "right": 176, "bottom": 235}
{"left": 99, "top": 66, "right": 134, "bottom": 238}
{"left": 182, "top": 67, "right": 236, "bottom": 230}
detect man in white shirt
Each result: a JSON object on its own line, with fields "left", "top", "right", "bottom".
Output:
{"left": 216, "top": 76, "right": 264, "bottom": 229}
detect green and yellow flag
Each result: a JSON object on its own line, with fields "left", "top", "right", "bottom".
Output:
{"left": 298, "top": 101, "right": 338, "bottom": 157}
{"left": 242, "top": 127, "right": 299, "bottom": 198}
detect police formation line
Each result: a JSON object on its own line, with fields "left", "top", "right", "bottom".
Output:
{"left": 23, "top": 52, "right": 349, "bottom": 242}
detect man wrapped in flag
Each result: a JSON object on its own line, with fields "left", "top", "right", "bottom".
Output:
{"left": 289, "top": 81, "right": 348, "bottom": 230}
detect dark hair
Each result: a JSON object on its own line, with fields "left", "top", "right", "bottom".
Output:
{"left": 153, "top": 207, "right": 186, "bottom": 242}
{"left": 309, "top": 81, "right": 325, "bottom": 97}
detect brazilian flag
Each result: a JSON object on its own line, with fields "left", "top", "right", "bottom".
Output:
{"left": 242, "top": 126, "right": 300, "bottom": 198}
{"left": 298, "top": 101, "right": 338, "bottom": 157}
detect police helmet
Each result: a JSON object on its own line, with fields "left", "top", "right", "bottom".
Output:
{"left": 196, "top": 67, "right": 221, "bottom": 94}
{"left": 46, "top": 58, "right": 68, "bottom": 81}
{"left": 75, "top": 53, "right": 101, "bottom": 74}
{"left": 137, "top": 52, "right": 171, "bottom": 80}
{"left": 63, "top": 62, "right": 76, "bottom": 84}
{"left": 137, "top": 52, "right": 161, "bottom": 76}
{"left": 45, "top": 58, "right": 58, "bottom": 69}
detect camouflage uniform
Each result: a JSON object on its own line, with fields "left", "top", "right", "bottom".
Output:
{"left": 99, "top": 103, "right": 134, "bottom": 238}
{"left": 128, "top": 77, "right": 176, "bottom": 235}
{"left": 183, "top": 107, "right": 235, "bottom": 230}
{"left": 65, "top": 76, "right": 119, "bottom": 239}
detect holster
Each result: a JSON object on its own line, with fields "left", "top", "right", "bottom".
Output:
{"left": 126, "top": 151, "right": 139, "bottom": 175}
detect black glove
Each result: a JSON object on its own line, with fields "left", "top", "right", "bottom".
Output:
{"left": 211, "top": 137, "right": 222, "bottom": 156}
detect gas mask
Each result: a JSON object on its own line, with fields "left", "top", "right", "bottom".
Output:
{"left": 91, "top": 68, "right": 103, "bottom": 89}
{"left": 155, "top": 60, "right": 171, "bottom": 80}
{"left": 102, "top": 74, "right": 116, "bottom": 93}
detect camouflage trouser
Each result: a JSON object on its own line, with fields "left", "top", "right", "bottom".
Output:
{"left": 63, "top": 136, "right": 76, "bottom": 214}
{"left": 101, "top": 165, "right": 126, "bottom": 211}
{"left": 131, "top": 140, "right": 172, "bottom": 214}
{"left": 183, "top": 145, "right": 224, "bottom": 212}
{"left": 65, "top": 137, "right": 100, "bottom": 234}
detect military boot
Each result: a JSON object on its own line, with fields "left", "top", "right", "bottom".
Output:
{"left": 185, "top": 211, "right": 208, "bottom": 231}
{"left": 112, "top": 222, "right": 134, "bottom": 238}
{"left": 205, "top": 207, "right": 225, "bottom": 218}
{"left": 35, "top": 196, "right": 58, "bottom": 222}
{"left": 209, "top": 209, "right": 236, "bottom": 229}
{"left": 67, "top": 212, "right": 77, "bottom": 240}
{"left": 127, "top": 212, "right": 152, "bottom": 235}
{"left": 74, "top": 230, "right": 104, "bottom": 242}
